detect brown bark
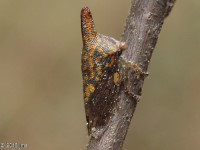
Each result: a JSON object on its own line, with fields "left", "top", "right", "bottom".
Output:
{"left": 87, "top": 0, "right": 176, "bottom": 149}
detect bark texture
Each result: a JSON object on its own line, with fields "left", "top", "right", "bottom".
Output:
{"left": 87, "top": 0, "right": 176, "bottom": 149}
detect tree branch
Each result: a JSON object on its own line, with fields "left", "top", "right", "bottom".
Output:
{"left": 87, "top": 0, "right": 176, "bottom": 149}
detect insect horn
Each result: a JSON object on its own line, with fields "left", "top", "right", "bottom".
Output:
{"left": 81, "top": 6, "right": 97, "bottom": 45}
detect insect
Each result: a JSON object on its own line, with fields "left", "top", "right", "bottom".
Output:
{"left": 81, "top": 6, "right": 127, "bottom": 135}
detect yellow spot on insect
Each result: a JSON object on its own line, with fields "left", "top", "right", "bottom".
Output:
{"left": 83, "top": 55, "right": 88, "bottom": 61}
{"left": 85, "top": 21, "right": 93, "bottom": 34}
{"left": 103, "top": 53, "right": 109, "bottom": 57}
{"left": 82, "top": 65, "right": 87, "bottom": 71}
{"left": 96, "top": 66, "right": 102, "bottom": 75}
{"left": 114, "top": 72, "right": 120, "bottom": 85}
{"left": 108, "top": 51, "right": 114, "bottom": 55}
{"left": 84, "top": 97, "right": 88, "bottom": 103}
{"left": 84, "top": 83, "right": 95, "bottom": 102}
{"left": 97, "top": 71, "right": 102, "bottom": 76}
{"left": 89, "top": 49, "right": 95, "bottom": 56}
{"left": 96, "top": 57, "right": 101, "bottom": 62}
{"left": 83, "top": 35, "right": 90, "bottom": 42}
{"left": 110, "top": 56, "right": 115, "bottom": 66}
{"left": 90, "top": 35, "right": 95, "bottom": 40}
{"left": 98, "top": 48, "right": 103, "bottom": 53}
{"left": 95, "top": 77, "right": 100, "bottom": 81}
{"left": 90, "top": 71, "right": 95, "bottom": 79}
{"left": 88, "top": 57, "right": 94, "bottom": 70}
{"left": 96, "top": 65, "right": 101, "bottom": 71}
{"left": 84, "top": 86, "right": 90, "bottom": 100}
{"left": 89, "top": 66, "right": 94, "bottom": 71}
{"left": 91, "top": 44, "right": 97, "bottom": 50}
{"left": 88, "top": 84, "right": 95, "bottom": 93}
{"left": 83, "top": 75, "right": 88, "bottom": 82}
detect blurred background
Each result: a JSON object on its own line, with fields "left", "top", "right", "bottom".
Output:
{"left": 0, "top": 0, "right": 199, "bottom": 150}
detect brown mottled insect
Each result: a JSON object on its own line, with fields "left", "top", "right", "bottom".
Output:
{"left": 81, "top": 6, "right": 127, "bottom": 135}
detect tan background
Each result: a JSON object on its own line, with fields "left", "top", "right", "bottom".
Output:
{"left": 0, "top": 0, "right": 200, "bottom": 150}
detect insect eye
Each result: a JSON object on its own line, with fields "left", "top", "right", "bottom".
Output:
{"left": 119, "top": 42, "right": 128, "bottom": 51}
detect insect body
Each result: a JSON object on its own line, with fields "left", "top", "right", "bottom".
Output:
{"left": 81, "top": 6, "right": 127, "bottom": 135}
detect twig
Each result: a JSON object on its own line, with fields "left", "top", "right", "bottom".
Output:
{"left": 87, "top": 0, "right": 176, "bottom": 149}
